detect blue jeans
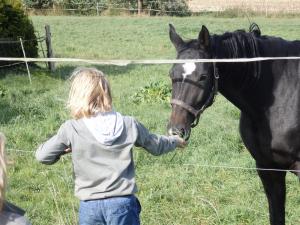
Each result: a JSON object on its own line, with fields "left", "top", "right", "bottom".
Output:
{"left": 79, "top": 195, "right": 141, "bottom": 225}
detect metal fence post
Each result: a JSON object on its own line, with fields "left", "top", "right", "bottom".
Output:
{"left": 19, "top": 38, "right": 32, "bottom": 84}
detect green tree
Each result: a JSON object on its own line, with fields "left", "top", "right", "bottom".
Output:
{"left": 22, "top": 0, "right": 56, "bottom": 9}
{"left": 0, "top": 0, "right": 38, "bottom": 66}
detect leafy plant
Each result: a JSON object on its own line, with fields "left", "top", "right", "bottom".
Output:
{"left": 131, "top": 81, "right": 171, "bottom": 104}
{"left": 0, "top": 85, "right": 7, "bottom": 97}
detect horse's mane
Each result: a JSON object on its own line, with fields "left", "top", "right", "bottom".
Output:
{"left": 212, "top": 30, "right": 260, "bottom": 59}
{"left": 212, "top": 23, "right": 262, "bottom": 86}
{"left": 180, "top": 23, "right": 262, "bottom": 86}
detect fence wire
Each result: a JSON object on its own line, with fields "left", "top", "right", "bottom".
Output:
{"left": 0, "top": 36, "right": 46, "bottom": 69}
{"left": 6, "top": 148, "right": 300, "bottom": 174}
{"left": 23, "top": 1, "right": 300, "bottom": 15}
{"left": 0, "top": 56, "right": 299, "bottom": 66}
{"left": 2, "top": 47, "right": 300, "bottom": 174}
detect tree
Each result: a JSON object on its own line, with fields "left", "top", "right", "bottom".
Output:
{"left": 0, "top": 0, "right": 38, "bottom": 66}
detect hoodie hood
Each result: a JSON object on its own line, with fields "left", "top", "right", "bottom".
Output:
{"left": 82, "top": 111, "right": 124, "bottom": 146}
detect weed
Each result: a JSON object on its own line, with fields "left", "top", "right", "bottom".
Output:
{"left": 131, "top": 81, "right": 171, "bottom": 104}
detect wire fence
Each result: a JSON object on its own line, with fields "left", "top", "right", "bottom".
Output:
{"left": 23, "top": 1, "right": 300, "bottom": 16}
{"left": 0, "top": 56, "right": 300, "bottom": 66}
{"left": 0, "top": 28, "right": 54, "bottom": 73}
{"left": 24, "top": 5, "right": 187, "bottom": 15}
{"left": 3, "top": 54, "right": 300, "bottom": 175}
{"left": 6, "top": 148, "right": 300, "bottom": 174}
{"left": 0, "top": 36, "right": 46, "bottom": 67}
{"left": 3, "top": 53, "right": 300, "bottom": 224}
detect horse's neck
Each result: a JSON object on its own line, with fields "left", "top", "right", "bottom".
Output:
{"left": 214, "top": 35, "right": 267, "bottom": 118}
{"left": 257, "top": 36, "right": 300, "bottom": 57}
{"left": 217, "top": 62, "right": 264, "bottom": 118}
{"left": 214, "top": 34, "right": 300, "bottom": 118}
{"left": 212, "top": 33, "right": 300, "bottom": 118}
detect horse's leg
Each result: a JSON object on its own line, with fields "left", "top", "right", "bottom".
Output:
{"left": 256, "top": 165, "right": 286, "bottom": 225}
{"left": 239, "top": 114, "right": 287, "bottom": 224}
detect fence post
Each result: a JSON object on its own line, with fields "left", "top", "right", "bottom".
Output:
{"left": 19, "top": 38, "right": 32, "bottom": 84}
{"left": 138, "top": 0, "right": 143, "bottom": 15}
{"left": 96, "top": 2, "right": 99, "bottom": 16}
{"left": 45, "top": 24, "right": 55, "bottom": 72}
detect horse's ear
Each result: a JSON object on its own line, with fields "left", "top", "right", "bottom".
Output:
{"left": 169, "top": 24, "right": 184, "bottom": 52}
{"left": 198, "top": 25, "right": 210, "bottom": 49}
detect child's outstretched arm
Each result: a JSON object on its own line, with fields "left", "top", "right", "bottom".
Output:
{"left": 35, "top": 122, "right": 70, "bottom": 165}
{"left": 134, "top": 119, "right": 187, "bottom": 156}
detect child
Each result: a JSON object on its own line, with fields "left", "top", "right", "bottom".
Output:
{"left": 0, "top": 133, "right": 31, "bottom": 225}
{"left": 35, "top": 67, "right": 187, "bottom": 225}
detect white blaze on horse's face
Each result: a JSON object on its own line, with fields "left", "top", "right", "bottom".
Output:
{"left": 182, "top": 62, "right": 196, "bottom": 79}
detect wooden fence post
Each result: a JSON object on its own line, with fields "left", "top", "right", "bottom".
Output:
{"left": 96, "top": 2, "right": 99, "bottom": 16}
{"left": 45, "top": 25, "right": 55, "bottom": 72}
{"left": 138, "top": 0, "right": 143, "bottom": 15}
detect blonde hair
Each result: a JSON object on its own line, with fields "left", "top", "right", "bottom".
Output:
{"left": 0, "top": 133, "right": 7, "bottom": 212}
{"left": 67, "top": 68, "right": 113, "bottom": 119}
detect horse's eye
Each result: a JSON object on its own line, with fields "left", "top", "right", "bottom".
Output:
{"left": 199, "top": 74, "right": 207, "bottom": 81}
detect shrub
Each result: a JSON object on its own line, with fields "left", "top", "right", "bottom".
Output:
{"left": 131, "top": 81, "right": 171, "bottom": 104}
{"left": 147, "top": 0, "right": 191, "bottom": 17}
{"left": 0, "top": 0, "right": 38, "bottom": 66}
{"left": 57, "top": 0, "right": 101, "bottom": 16}
{"left": 22, "top": 0, "right": 55, "bottom": 9}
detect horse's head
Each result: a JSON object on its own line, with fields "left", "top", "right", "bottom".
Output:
{"left": 167, "top": 24, "right": 218, "bottom": 140}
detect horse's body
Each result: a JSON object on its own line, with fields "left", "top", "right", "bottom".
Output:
{"left": 167, "top": 24, "right": 300, "bottom": 225}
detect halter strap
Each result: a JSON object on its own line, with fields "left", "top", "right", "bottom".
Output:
{"left": 171, "top": 62, "right": 219, "bottom": 128}
{"left": 170, "top": 99, "right": 199, "bottom": 117}
{"left": 172, "top": 78, "right": 206, "bottom": 89}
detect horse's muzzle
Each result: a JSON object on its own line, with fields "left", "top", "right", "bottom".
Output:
{"left": 167, "top": 123, "right": 191, "bottom": 141}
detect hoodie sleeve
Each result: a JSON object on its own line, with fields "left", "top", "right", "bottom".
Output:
{"left": 134, "top": 119, "right": 178, "bottom": 156}
{"left": 35, "top": 122, "right": 71, "bottom": 165}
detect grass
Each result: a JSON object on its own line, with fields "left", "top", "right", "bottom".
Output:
{"left": 0, "top": 15, "right": 300, "bottom": 225}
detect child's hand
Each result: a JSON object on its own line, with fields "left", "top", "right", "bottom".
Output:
{"left": 174, "top": 136, "right": 188, "bottom": 148}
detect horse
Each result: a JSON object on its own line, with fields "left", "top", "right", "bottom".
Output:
{"left": 167, "top": 23, "right": 300, "bottom": 225}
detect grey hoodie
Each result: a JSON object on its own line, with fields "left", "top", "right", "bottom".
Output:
{"left": 36, "top": 112, "right": 179, "bottom": 200}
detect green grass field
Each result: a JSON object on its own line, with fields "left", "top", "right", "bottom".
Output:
{"left": 0, "top": 15, "right": 299, "bottom": 225}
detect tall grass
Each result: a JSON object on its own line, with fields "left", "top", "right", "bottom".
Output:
{"left": 0, "top": 16, "right": 299, "bottom": 225}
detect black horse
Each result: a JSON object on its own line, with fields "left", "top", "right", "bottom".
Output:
{"left": 167, "top": 24, "right": 300, "bottom": 225}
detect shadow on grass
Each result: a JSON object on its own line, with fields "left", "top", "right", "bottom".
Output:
{"left": 54, "top": 64, "right": 138, "bottom": 80}
{"left": 0, "top": 63, "right": 138, "bottom": 80}
{"left": 0, "top": 64, "right": 36, "bottom": 80}
{"left": 54, "top": 65, "right": 135, "bottom": 80}
{"left": 0, "top": 63, "right": 139, "bottom": 125}
{"left": 0, "top": 101, "right": 21, "bottom": 125}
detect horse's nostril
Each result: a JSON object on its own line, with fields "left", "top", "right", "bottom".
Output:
{"left": 180, "top": 128, "right": 186, "bottom": 137}
{"left": 169, "top": 128, "right": 182, "bottom": 137}
{"left": 171, "top": 131, "right": 179, "bottom": 136}
{"left": 172, "top": 128, "right": 185, "bottom": 138}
